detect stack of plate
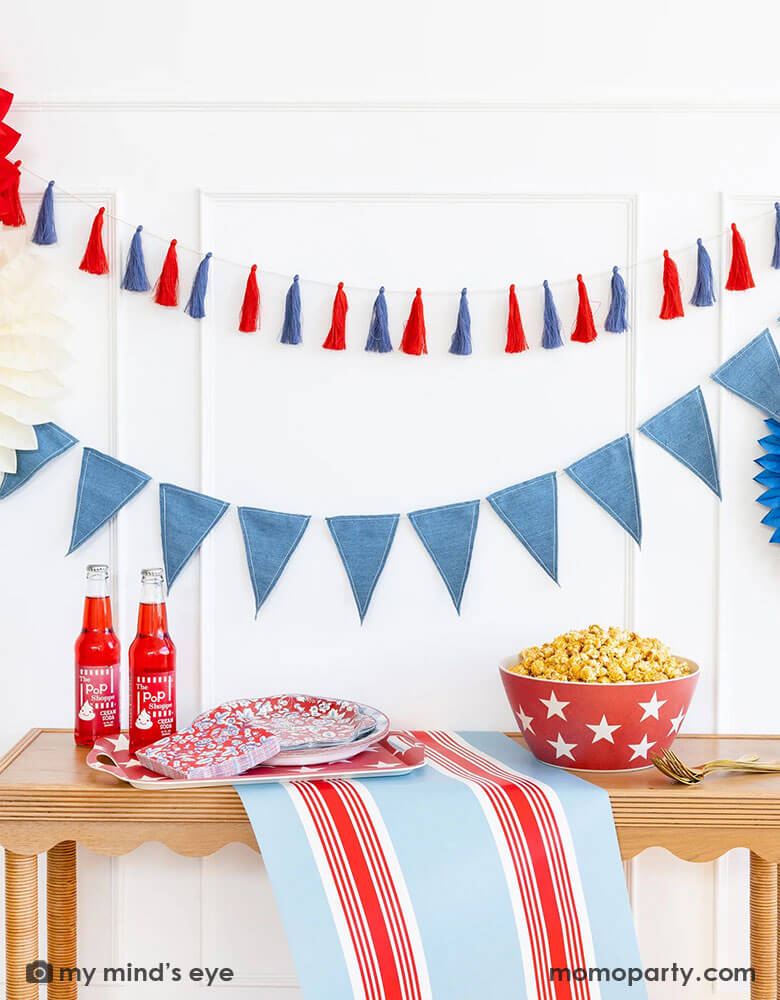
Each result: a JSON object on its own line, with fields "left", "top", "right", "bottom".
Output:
{"left": 191, "top": 694, "right": 390, "bottom": 767}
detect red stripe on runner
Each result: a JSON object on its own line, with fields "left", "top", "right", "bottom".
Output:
{"left": 414, "top": 732, "right": 582, "bottom": 1000}
{"left": 294, "top": 781, "right": 380, "bottom": 1000}
{"left": 333, "top": 780, "right": 424, "bottom": 1000}
{"left": 434, "top": 732, "right": 590, "bottom": 999}
{"left": 315, "top": 780, "right": 406, "bottom": 999}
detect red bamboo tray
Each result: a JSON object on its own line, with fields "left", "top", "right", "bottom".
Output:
{"left": 86, "top": 733, "right": 425, "bottom": 789}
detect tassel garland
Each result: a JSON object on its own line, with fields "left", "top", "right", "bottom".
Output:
{"left": 323, "top": 282, "right": 348, "bottom": 350}
{"left": 0, "top": 160, "right": 25, "bottom": 227}
{"left": 660, "top": 250, "right": 684, "bottom": 319}
{"left": 541, "top": 280, "right": 563, "bottom": 349}
{"left": 773, "top": 204, "right": 780, "bottom": 270}
{"left": 449, "top": 288, "right": 472, "bottom": 356}
{"left": 79, "top": 207, "right": 109, "bottom": 275}
{"left": 32, "top": 180, "right": 56, "bottom": 245}
{"left": 281, "top": 275, "right": 302, "bottom": 345}
{"left": 154, "top": 239, "right": 179, "bottom": 307}
{"left": 725, "top": 222, "right": 755, "bottom": 291}
{"left": 365, "top": 286, "right": 392, "bottom": 353}
{"left": 571, "top": 274, "right": 598, "bottom": 343}
{"left": 121, "top": 226, "right": 151, "bottom": 292}
{"left": 184, "top": 252, "right": 212, "bottom": 319}
{"left": 505, "top": 284, "right": 528, "bottom": 353}
{"left": 238, "top": 265, "right": 260, "bottom": 333}
{"left": 605, "top": 266, "right": 628, "bottom": 333}
{"left": 400, "top": 288, "right": 427, "bottom": 355}
{"left": 690, "top": 238, "right": 716, "bottom": 307}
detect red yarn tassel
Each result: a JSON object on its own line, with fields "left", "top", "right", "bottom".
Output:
{"left": 505, "top": 284, "right": 528, "bottom": 353}
{"left": 238, "top": 264, "right": 260, "bottom": 332}
{"left": 0, "top": 160, "right": 24, "bottom": 227}
{"left": 154, "top": 239, "right": 179, "bottom": 306}
{"left": 400, "top": 288, "right": 427, "bottom": 355}
{"left": 322, "top": 282, "right": 348, "bottom": 350}
{"left": 79, "top": 207, "right": 109, "bottom": 275}
{"left": 725, "top": 222, "right": 755, "bottom": 291}
{"left": 571, "top": 274, "right": 598, "bottom": 343}
{"left": 660, "top": 250, "right": 684, "bottom": 319}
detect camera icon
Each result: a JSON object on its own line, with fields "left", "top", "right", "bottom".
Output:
{"left": 26, "top": 960, "right": 53, "bottom": 984}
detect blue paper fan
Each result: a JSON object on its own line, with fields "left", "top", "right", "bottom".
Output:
{"left": 756, "top": 419, "right": 780, "bottom": 543}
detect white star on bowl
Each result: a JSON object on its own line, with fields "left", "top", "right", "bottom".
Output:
{"left": 586, "top": 715, "right": 621, "bottom": 744}
{"left": 637, "top": 691, "right": 667, "bottom": 721}
{"left": 547, "top": 733, "right": 577, "bottom": 761}
{"left": 516, "top": 704, "right": 534, "bottom": 733}
{"left": 667, "top": 708, "right": 686, "bottom": 735}
{"left": 628, "top": 734, "right": 656, "bottom": 761}
{"left": 540, "top": 691, "right": 569, "bottom": 721}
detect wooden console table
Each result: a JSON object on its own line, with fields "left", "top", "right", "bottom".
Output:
{"left": 3, "top": 730, "right": 780, "bottom": 999}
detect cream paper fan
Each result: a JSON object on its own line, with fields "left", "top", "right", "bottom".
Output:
{"left": 0, "top": 232, "right": 70, "bottom": 474}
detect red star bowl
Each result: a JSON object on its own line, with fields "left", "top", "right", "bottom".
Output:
{"left": 499, "top": 656, "right": 699, "bottom": 771}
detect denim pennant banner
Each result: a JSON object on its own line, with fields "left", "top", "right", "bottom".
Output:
{"left": 486, "top": 473, "right": 558, "bottom": 583}
{"left": 326, "top": 514, "right": 400, "bottom": 623}
{"left": 0, "top": 423, "right": 77, "bottom": 500}
{"left": 238, "top": 506, "right": 311, "bottom": 616}
{"left": 564, "top": 434, "right": 642, "bottom": 545}
{"left": 638, "top": 386, "right": 721, "bottom": 497}
{"left": 408, "top": 500, "right": 480, "bottom": 613}
{"left": 68, "top": 448, "right": 151, "bottom": 554}
{"left": 160, "top": 483, "right": 230, "bottom": 589}
{"left": 711, "top": 328, "right": 780, "bottom": 421}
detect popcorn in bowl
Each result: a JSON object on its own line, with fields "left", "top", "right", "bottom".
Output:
{"left": 510, "top": 624, "right": 692, "bottom": 684}
{"left": 499, "top": 626, "right": 699, "bottom": 772}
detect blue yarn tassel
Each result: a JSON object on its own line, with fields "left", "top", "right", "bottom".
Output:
{"left": 449, "top": 288, "right": 472, "bottom": 356}
{"left": 31, "top": 181, "right": 57, "bottom": 245}
{"left": 365, "top": 286, "right": 392, "bottom": 352}
{"left": 541, "top": 280, "right": 563, "bottom": 349}
{"left": 604, "top": 266, "right": 629, "bottom": 333}
{"left": 281, "top": 274, "right": 302, "bottom": 345}
{"left": 184, "top": 252, "right": 212, "bottom": 319}
{"left": 121, "top": 226, "right": 151, "bottom": 292}
{"left": 773, "top": 203, "right": 780, "bottom": 270}
{"left": 690, "top": 238, "right": 716, "bottom": 307}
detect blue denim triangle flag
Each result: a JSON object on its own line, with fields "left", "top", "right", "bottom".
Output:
{"left": 237, "top": 506, "right": 311, "bottom": 616}
{"left": 638, "top": 386, "right": 721, "bottom": 498}
{"left": 0, "top": 423, "right": 77, "bottom": 500}
{"left": 486, "top": 473, "right": 558, "bottom": 583}
{"left": 326, "top": 514, "right": 400, "bottom": 623}
{"left": 160, "top": 483, "right": 230, "bottom": 589}
{"left": 68, "top": 448, "right": 151, "bottom": 554}
{"left": 408, "top": 499, "right": 480, "bottom": 613}
{"left": 711, "top": 329, "right": 780, "bottom": 421}
{"left": 565, "top": 435, "right": 642, "bottom": 545}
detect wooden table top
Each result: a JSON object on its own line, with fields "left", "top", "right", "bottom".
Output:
{"left": 3, "top": 729, "right": 780, "bottom": 861}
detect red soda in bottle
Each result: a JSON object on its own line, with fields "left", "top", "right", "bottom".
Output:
{"left": 74, "top": 564, "right": 121, "bottom": 747}
{"left": 129, "top": 568, "right": 176, "bottom": 755}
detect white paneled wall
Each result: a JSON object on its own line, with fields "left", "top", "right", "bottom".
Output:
{"left": 3, "top": 3, "right": 780, "bottom": 996}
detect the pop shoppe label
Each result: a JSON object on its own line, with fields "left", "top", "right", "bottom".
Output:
{"left": 76, "top": 663, "right": 120, "bottom": 736}
{"left": 132, "top": 673, "right": 175, "bottom": 740}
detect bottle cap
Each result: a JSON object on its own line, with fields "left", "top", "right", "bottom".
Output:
{"left": 86, "top": 564, "right": 109, "bottom": 579}
{"left": 141, "top": 568, "right": 165, "bottom": 583}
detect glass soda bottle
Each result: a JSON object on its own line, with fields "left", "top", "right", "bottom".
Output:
{"left": 74, "top": 564, "right": 121, "bottom": 747}
{"left": 129, "top": 568, "right": 176, "bottom": 755}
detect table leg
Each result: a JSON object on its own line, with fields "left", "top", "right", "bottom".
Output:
{"left": 46, "top": 843, "right": 77, "bottom": 1000}
{"left": 750, "top": 852, "right": 778, "bottom": 1000}
{"left": 4, "top": 850, "right": 38, "bottom": 1000}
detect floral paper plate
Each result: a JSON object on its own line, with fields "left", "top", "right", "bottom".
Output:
{"left": 192, "top": 694, "right": 379, "bottom": 751}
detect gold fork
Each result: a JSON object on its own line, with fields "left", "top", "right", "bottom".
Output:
{"left": 651, "top": 747, "right": 780, "bottom": 785}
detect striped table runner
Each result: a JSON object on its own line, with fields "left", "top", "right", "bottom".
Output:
{"left": 237, "top": 732, "right": 643, "bottom": 1000}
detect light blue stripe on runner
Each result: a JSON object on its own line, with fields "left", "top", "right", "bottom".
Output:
{"left": 236, "top": 782, "right": 354, "bottom": 1000}
{"left": 356, "top": 763, "right": 527, "bottom": 1000}
{"left": 460, "top": 732, "right": 646, "bottom": 1000}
